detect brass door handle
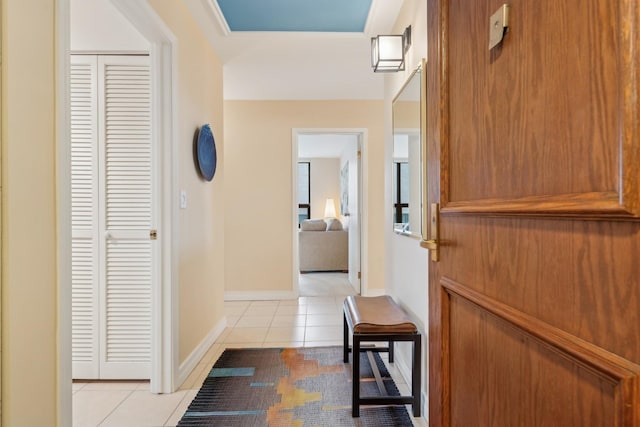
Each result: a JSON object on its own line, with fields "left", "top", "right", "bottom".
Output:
{"left": 421, "top": 239, "right": 439, "bottom": 261}
{"left": 420, "top": 239, "right": 438, "bottom": 250}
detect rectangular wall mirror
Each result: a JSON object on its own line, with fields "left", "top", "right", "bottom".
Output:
{"left": 392, "top": 59, "right": 426, "bottom": 238}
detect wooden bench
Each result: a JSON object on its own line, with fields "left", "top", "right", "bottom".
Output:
{"left": 343, "top": 295, "right": 421, "bottom": 418}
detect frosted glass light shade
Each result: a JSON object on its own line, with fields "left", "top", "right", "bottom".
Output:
{"left": 371, "top": 26, "right": 411, "bottom": 72}
{"left": 371, "top": 34, "right": 404, "bottom": 72}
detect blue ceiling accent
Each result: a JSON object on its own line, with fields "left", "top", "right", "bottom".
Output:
{"left": 216, "top": 0, "right": 373, "bottom": 32}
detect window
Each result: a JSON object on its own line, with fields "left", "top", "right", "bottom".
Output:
{"left": 298, "top": 162, "right": 310, "bottom": 225}
{"left": 393, "top": 161, "right": 409, "bottom": 225}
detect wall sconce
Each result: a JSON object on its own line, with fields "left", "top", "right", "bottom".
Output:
{"left": 371, "top": 25, "right": 411, "bottom": 72}
{"left": 324, "top": 198, "right": 337, "bottom": 219}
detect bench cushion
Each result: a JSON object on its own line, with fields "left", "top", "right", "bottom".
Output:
{"left": 344, "top": 295, "right": 417, "bottom": 334}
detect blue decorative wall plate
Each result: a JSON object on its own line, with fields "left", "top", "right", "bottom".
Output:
{"left": 196, "top": 124, "right": 217, "bottom": 181}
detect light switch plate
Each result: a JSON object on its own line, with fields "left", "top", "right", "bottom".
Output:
{"left": 180, "top": 190, "right": 187, "bottom": 209}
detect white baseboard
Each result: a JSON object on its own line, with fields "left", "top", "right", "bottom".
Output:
{"left": 362, "top": 288, "right": 386, "bottom": 297}
{"left": 224, "top": 290, "right": 298, "bottom": 301}
{"left": 176, "top": 317, "right": 227, "bottom": 388}
{"left": 394, "top": 349, "right": 413, "bottom": 388}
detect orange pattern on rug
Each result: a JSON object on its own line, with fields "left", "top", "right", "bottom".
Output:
{"left": 266, "top": 348, "right": 344, "bottom": 426}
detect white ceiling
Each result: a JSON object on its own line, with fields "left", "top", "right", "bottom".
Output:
{"left": 185, "top": 0, "right": 404, "bottom": 100}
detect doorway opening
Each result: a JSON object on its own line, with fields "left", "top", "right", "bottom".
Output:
{"left": 292, "top": 129, "right": 365, "bottom": 297}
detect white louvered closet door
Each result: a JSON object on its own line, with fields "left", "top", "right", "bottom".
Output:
{"left": 71, "top": 55, "right": 100, "bottom": 379}
{"left": 71, "top": 54, "right": 153, "bottom": 380}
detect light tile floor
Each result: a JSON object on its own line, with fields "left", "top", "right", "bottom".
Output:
{"left": 299, "top": 272, "right": 357, "bottom": 296}
{"left": 73, "top": 296, "right": 425, "bottom": 426}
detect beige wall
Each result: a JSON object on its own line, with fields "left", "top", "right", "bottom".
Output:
{"left": 394, "top": 100, "right": 421, "bottom": 129}
{"left": 2, "top": 0, "right": 58, "bottom": 425}
{"left": 149, "top": 1, "right": 226, "bottom": 364}
{"left": 300, "top": 157, "right": 341, "bottom": 220}
{"left": 224, "top": 100, "right": 385, "bottom": 295}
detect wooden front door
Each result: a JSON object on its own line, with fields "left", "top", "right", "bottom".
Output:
{"left": 425, "top": 0, "right": 640, "bottom": 425}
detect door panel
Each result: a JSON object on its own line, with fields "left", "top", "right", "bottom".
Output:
{"left": 447, "top": 0, "right": 621, "bottom": 202}
{"left": 436, "top": 0, "right": 640, "bottom": 217}
{"left": 448, "top": 291, "right": 619, "bottom": 427}
{"left": 99, "top": 56, "right": 152, "bottom": 379}
{"left": 71, "top": 55, "right": 100, "bottom": 378}
{"left": 426, "top": 0, "right": 640, "bottom": 425}
{"left": 439, "top": 217, "right": 640, "bottom": 358}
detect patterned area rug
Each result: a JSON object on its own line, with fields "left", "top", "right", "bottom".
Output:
{"left": 178, "top": 346, "right": 414, "bottom": 426}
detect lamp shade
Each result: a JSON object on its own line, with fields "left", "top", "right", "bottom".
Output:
{"left": 371, "top": 34, "right": 405, "bottom": 72}
{"left": 324, "top": 198, "right": 337, "bottom": 218}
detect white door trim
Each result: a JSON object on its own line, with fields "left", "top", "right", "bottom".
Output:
{"left": 291, "top": 128, "right": 369, "bottom": 296}
{"left": 109, "top": 0, "right": 179, "bottom": 394}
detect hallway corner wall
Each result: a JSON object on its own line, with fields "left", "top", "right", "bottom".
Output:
{"left": 150, "top": 0, "right": 226, "bottom": 366}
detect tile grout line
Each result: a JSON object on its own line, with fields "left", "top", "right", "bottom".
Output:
{"left": 96, "top": 389, "right": 136, "bottom": 427}
{"left": 161, "top": 389, "right": 196, "bottom": 427}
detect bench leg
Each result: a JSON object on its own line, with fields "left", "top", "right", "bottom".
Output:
{"left": 352, "top": 335, "right": 360, "bottom": 417}
{"left": 343, "top": 312, "right": 349, "bottom": 363}
{"left": 412, "top": 335, "right": 421, "bottom": 417}
{"left": 389, "top": 339, "right": 394, "bottom": 363}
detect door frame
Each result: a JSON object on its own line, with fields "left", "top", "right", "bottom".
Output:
{"left": 109, "top": 0, "right": 179, "bottom": 394}
{"left": 291, "top": 128, "right": 367, "bottom": 295}
{"left": 58, "top": 3, "right": 178, "bottom": 424}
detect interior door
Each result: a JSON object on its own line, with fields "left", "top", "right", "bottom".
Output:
{"left": 98, "top": 55, "right": 153, "bottom": 379}
{"left": 70, "top": 55, "right": 101, "bottom": 378}
{"left": 71, "top": 54, "right": 152, "bottom": 380}
{"left": 425, "top": 0, "right": 640, "bottom": 425}
{"left": 348, "top": 140, "right": 361, "bottom": 293}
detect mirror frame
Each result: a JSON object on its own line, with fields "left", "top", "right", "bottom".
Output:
{"left": 420, "top": 58, "right": 428, "bottom": 243}
{"left": 391, "top": 59, "right": 427, "bottom": 239}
